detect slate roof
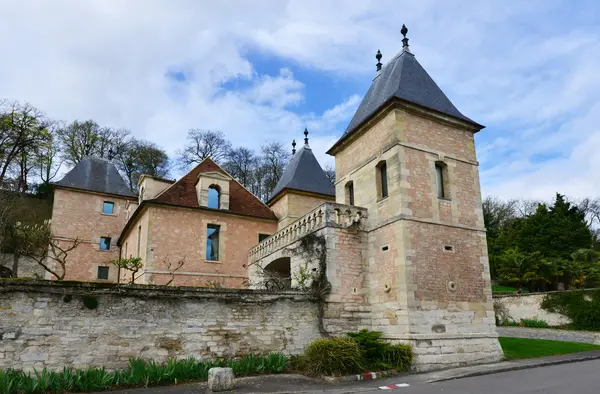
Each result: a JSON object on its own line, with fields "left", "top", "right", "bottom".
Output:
{"left": 329, "top": 48, "right": 483, "bottom": 153}
{"left": 152, "top": 158, "right": 277, "bottom": 220}
{"left": 54, "top": 157, "right": 136, "bottom": 198}
{"left": 268, "top": 145, "right": 335, "bottom": 204}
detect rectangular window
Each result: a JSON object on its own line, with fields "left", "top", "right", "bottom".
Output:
{"left": 97, "top": 266, "right": 109, "bottom": 280}
{"left": 259, "top": 233, "right": 270, "bottom": 242}
{"left": 206, "top": 224, "right": 220, "bottom": 261}
{"left": 102, "top": 201, "right": 114, "bottom": 214}
{"left": 380, "top": 163, "right": 388, "bottom": 198}
{"left": 100, "top": 237, "right": 111, "bottom": 250}
{"left": 436, "top": 163, "right": 445, "bottom": 198}
{"left": 137, "top": 225, "right": 142, "bottom": 257}
{"left": 346, "top": 182, "right": 354, "bottom": 206}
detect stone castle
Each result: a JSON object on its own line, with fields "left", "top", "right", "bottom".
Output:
{"left": 45, "top": 26, "right": 502, "bottom": 370}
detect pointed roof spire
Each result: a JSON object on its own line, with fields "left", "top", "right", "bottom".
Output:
{"left": 292, "top": 139, "right": 297, "bottom": 155}
{"left": 376, "top": 50, "right": 383, "bottom": 71}
{"left": 401, "top": 24, "right": 410, "bottom": 52}
{"left": 327, "top": 24, "right": 484, "bottom": 155}
{"left": 268, "top": 136, "right": 335, "bottom": 204}
{"left": 304, "top": 128, "right": 309, "bottom": 146}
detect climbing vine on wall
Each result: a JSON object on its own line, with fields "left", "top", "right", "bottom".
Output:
{"left": 292, "top": 232, "right": 331, "bottom": 336}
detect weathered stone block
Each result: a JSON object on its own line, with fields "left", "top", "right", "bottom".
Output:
{"left": 207, "top": 367, "right": 234, "bottom": 392}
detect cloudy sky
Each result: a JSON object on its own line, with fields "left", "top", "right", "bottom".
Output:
{"left": 2, "top": 0, "right": 599, "bottom": 200}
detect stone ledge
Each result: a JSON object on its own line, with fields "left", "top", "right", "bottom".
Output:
{"left": 0, "top": 279, "right": 317, "bottom": 303}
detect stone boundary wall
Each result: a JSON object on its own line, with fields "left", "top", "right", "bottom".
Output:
{"left": 493, "top": 291, "right": 579, "bottom": 326}
{"left": 496, "top": 326, "right": 600, "bottom": 345}
{"left": 0, "top": 280, "right": 321, "bottom": 372}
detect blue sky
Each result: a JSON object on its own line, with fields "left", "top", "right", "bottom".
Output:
{"left": 2, "top": 0, "right": 600, "bottom": 200}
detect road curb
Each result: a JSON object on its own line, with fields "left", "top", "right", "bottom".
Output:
{"left": 428, "top": 353, "right": 600, "bottom": 382}
{"left": 322, "top": 369, "right": 405, "bottom": 383}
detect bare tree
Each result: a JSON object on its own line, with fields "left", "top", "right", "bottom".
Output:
{"left": 163, "top": 256, "right": 186, "bottom": 286}
{"left": 223, "top": 147, "right": 257, "bottom": 188}
{"left": 260, "top": 142, "right": 290, "bottom": 200}
{"left": 57, "top": 120, "right": 130, "bottom": 165}
{"left": 10, "top": 220, "right": 81, "bottom": 280}
{"left": 324, "top": 164, "right": 336, "bottom": 184}
{"left": 577, "top": 197, "right": 600, "bottom": 228}
{"left": 177, "top": 129, "right": 232, "bottom": 168}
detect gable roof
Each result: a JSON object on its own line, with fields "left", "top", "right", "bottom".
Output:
{"left": 54, "top": 156, "right": 136, "bottom": 198}
{"left": 328, "top": 48, "right": 483, "bottom": 154}
{"left": 268, "top": 145, "right": 335, "bottom": 204}
{"left": 151, "top": 158, "right": 277, "bottom": 220}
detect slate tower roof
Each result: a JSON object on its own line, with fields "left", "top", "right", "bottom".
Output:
{"left": 54, "top": 156, "right": 136, "bottom": 198}
{"left": 268, "top": 138, "right": 335, "bottom": 204}
{"left": 328, "top": 26, "right": 483, "bottom": 154}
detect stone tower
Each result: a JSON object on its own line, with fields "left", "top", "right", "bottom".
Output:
{"left": 326, "top": 26, "right": 503, "bottom": 370}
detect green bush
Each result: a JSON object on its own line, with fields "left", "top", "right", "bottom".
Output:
{"left": 542, "top": 289, "right": 600, "bottom": 331}
{"left": 379, "top": 344, "right": 413, "bottom": 371}
{"left": 302, "top": 337, "right": 363, "bottom": 376}
{"left": 520, "top": 319, "right": 550, "bottom": 328}
{"left": 346, "top": 329, "right": 386, "bottom": 361}
{"left": 0, "top": 354, "right": 288, "bottom": 394}
{"left": 345, "top": 329, "right": 413, "bottom": 372}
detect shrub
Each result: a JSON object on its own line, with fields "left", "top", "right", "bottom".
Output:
{"left": 520, "top": 319, "right": 550, "bottom": 328}
{"left": 302, "top": 338, "right": 363, "bottom": 376}
{"left": 82, "top": 295, "right": 98, "bottom": 310}
{"left": 346, "top": 329, "right": 386, "bottom": 361}
{"left": 379, "top": 343, "right": 413, "bottom": 372}
{"left": 542, "top": 289, "right": 600, "bottom": 331}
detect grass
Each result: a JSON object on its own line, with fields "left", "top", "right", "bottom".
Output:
{"left": 499, "top": 337, "right": 600, "bottom": 360}
{"left": 492, "top": 285, "right": 529, "bottom": 294}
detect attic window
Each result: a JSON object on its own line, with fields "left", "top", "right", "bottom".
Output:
{"left": 208, "top": 185, "right": 220, "bottom": 209}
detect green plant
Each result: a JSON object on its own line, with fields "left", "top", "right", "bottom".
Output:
{"left": 0, "top": 354, "right": 289, "bottom": 394}
{"left": 379, "top": 344, "right": 413, "bottom": 371}
{"left": 542, "top": 289, "right": 600, "bottom": 331}
{"left": 111, "top": 257, "right": 143, "bottom": 284}
{"left": 302, "top": 337, "right": 363, "bottom": 376}
{"left": 82, "top": 295, "right": 98, "bottom": 310}
{"left": 63, "top": 294, "right": 73, "bottom": 303}
{"left": 520, "top": 318, "right": 550, "bottom": 328}
{"left": 346, "top": 329, "right": 386, "bottom": 362}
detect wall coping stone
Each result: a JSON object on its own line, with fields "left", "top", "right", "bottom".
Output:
{"left": 0, "top": 279, "right": 317, "bottom": 303}
{"left": 493, "top": 287, "right": 600, "bottom": 299}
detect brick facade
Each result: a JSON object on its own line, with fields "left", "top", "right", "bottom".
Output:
{"left": 50, "top": 188, "right": 135, "bottom": 282}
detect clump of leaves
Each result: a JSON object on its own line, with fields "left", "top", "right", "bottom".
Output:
{"left": 542, "top": 289, "right": 600, "bottom": 331}
{"left": 520, "top": 319, "right": 550, "bottom": 328}
{"left": 111, "top": 257, "right": 143, "bottom": 284}
{"left": 346, "top": 329, "right": 413, "bottom": 372}
{"left": 82, "top": 295, "right": 98, "bottom": 310}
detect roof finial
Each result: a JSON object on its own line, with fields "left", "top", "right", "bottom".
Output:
{"left": 401, "top": 24, "right": 410, "bottom": 52}
{"left": 292, "top": 139, "right": 297, "bottom": 155}
{"left": 304, "top": 128, "right": 309, "bottom": 146}
{"left": 375, "top": 50, "right": 383, "bottom": 71}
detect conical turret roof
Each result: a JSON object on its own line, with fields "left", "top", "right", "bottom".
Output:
{"left": 268, "top": 145, "right": 335, "bottom": 204}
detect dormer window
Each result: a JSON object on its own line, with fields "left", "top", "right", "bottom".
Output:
{"left": 208, "top": 185, "right": 221, "bottom": 209}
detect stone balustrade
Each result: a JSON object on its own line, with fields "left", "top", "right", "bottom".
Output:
{"left": 249, "top": 202, "right": 367, "bottom": 263}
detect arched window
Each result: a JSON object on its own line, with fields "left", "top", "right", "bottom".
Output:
{"left": 376, "top": 161, "right": 388, "bottom": 200}
{"left": 208, "top": 185, "right": 221, "bottom": 209}
{"left": 435, "top": 162, "right": 449, "bottom": 199}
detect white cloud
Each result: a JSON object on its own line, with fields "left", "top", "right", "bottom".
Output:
{"left": 1, "top": 0, "right": 599, "bottom": 200}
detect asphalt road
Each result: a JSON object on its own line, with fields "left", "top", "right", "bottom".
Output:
{"left": 367, "top": 359, "right": 600, "bottom": 394}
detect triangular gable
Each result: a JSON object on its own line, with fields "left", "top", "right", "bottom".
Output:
{"left": 152, "top": 158, "right": 277, "bottom": 220}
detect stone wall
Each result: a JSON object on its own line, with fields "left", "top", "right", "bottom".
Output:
{"left": 0, "top": 280, "right": 320, "bottom": 372}
{"left": 494, "top": 292, "right": 571, "bottom": 326}
{"left": 0, "top": 253, "right": 46, "bottom": 278}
